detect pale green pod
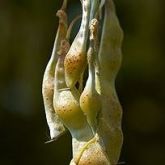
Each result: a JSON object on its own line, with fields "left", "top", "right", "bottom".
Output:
{"left": 53, "top": 39, "right": 94, "bottom": 164}
{"left": 99, "top": 0, "right": 123, "bottom": 82}
{"left": 53, "top": 39, "right": 89, "bottom": 135}
{"left": 42, "top": 5, "right": 68, "bottom": 140}
{"left": 80, "top": 19, "right": 101, "bottom": 134}
{"left": 64, "top": 0, "right": 91, "bottom": 88}
{"left": 97, "top": 0, "right": 123, "bottom": 164}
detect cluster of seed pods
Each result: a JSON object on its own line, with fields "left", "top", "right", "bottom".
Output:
{"left": 42, "top": 0, "right": 123, "bottom": 164}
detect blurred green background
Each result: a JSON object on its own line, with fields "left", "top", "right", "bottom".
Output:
{"left": 0, "top": 0, "right": 165, "bottom": 165}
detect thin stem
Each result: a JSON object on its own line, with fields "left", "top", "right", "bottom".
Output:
{"left": 66, "top": 15, "right": 81, "bottom": 40}
{"left": 61, "top": 0, "right": 67, "bottom": 10}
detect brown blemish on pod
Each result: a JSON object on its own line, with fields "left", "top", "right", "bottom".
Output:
{"left": 64, "top": 0, "right": 91, "bottom": 88}
{"left": 64, "top": 51, "right": 86, "bottom": 75}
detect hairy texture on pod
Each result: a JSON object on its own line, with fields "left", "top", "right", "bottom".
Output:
{"left": 42, "top": 8, "right": 67, "bottom": 140}
{"left": 97, "top": 0, "right": 123, "bottom": 164}
{"left": 64, "top": 0, "right": 91, "bottom": 88}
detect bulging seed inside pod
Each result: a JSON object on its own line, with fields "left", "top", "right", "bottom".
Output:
{"left": 53, "top": 39, "right": 91, "bottom": 135}
{"left": 80, "top": 18, "right": 101, "bottom": 135}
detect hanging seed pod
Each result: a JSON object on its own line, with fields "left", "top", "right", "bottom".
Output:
{"left": 97, "top": 0, "right": 123, "bottom": 164}
{"left": 42, "top": 1, "right": 68, "bottom": 140}
{"left": 53, "top": 38, "right": 92, "bottom": 136}
{"left": 64, "top": 0, "right": 91, "bottom": 88}
{"left": 53, "top": 39, "right": 94, "bottom": 164}
{"left": 80, "top": 18, "right": 101, "bottom": 134}
{"left": 73, "top": 18, "right": 112, "bottom": 165}
{"left": 99, "top": 0, "right": 123, "bottom": 82}
{"left": 53, "top": 35, "right": 89, "bottom": 135}
{"left": 42, "top": 0, "right": 124, "bottom": 164}
{"left": 53, "top": 56, "right": 86, "bottom": 131}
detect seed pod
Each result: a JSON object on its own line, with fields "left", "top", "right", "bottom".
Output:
{"left": 53, "top": 39, "right": 91, "bottom": 135}
{"left": 97, "top": 0, "right": 123, "bottom": 164}
{"left": 80, "top": 19, "right": 101, "bottom": 134}
{"left": 54, "top": 38, "right": 97, "bottom": 165}
{"left": 64, "top": 0, "right": 91, "bottom": 88}
{"left": 99, "top": 0, "right": 123, "bottom": 82}
{"left": 42, "top": 3, "right": 68, "bottom": 140}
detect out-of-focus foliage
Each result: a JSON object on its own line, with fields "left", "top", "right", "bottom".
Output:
{"left": 0, "top": 0, "right": 164, "bottom": 165}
